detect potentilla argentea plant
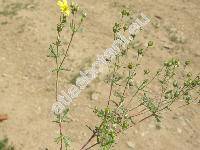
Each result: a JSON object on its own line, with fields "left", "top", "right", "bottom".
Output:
{"left": 48, "top": 0, "right": 86, "bottom": 149}
{"left": 48, "top": 1, "right": 200, "bottom": 150}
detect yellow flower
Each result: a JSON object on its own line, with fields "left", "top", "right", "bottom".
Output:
{"left": 57, "top": 0, "right": 70, "bottom": 16}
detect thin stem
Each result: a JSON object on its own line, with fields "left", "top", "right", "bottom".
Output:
{"left": 85, "top": 142, "right": 99, "bottom": 150}
{"left": 137, "top": 114, "right": 154, "bottom": 123}
{"left": 59, "top": 120, "right": 63, "bottom": 150}
{"left": 128, "top": 103, "right": 143, "bottom": 112}
{"left": 130, "top": 108, "right": 148, "bottom": 117}
{"left": 55, "top": 29, "right": 63, "bottom": 150}
{"left": 122, "top": 70, "right": 131, "bottom": 96}
{"left": 80, "top": 133, "right": 96, "bottom": 150}
{"left": 107, "top": 61, "right": 118, "bottom": 106}
{"left": 55, "top": 16, "right": 76, "bottom": 150}
{"left": 126, "top": 67, "right": 164, "bottom": 107}
{"left": 116, "top": 69, "right": 135, "bottom": 110}
{"left": 55, "top": 32, "right": 61, "bottom": 101}
{"left": 58, "top": 31, "right": 75, "bottom": 70}
{"left": 56, "top": 71, "right": 59, "bottom": 101}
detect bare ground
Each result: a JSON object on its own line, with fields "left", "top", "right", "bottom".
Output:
{"left": 0, "top": 0, "right": 200, "bottom": 149}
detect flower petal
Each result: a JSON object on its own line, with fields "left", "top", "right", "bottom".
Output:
{"left": 63, "top": 0, "right": 68, "bottom": 5}
{"left": 57, "top": 1, "right": 63, "bottom": 7}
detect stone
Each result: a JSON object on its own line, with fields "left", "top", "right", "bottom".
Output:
{"left": 177, "top": 128, "right": 182, "bottom": 134}
{"left": 126, "top": 141, "right": 135, "bottom": 149}
{"left": 91, "top": 92, "right": 100, "bottom": 101}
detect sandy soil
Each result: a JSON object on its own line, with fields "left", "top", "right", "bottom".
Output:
{"left": 0, "top": 0, "right": 200, "bottom": 149}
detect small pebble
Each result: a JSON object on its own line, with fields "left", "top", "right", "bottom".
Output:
{"left": 177, "top": 128, "right": 182, "bottom": 134}
{"left": 90, "top": 92, "right": 100, "bottom": 101}
{"left": 126, "top": 141, "right": 135, "bottom": 149}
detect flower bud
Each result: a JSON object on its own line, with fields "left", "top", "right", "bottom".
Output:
{"left": 148, "top": 41, "right": 153, "bottom": 47}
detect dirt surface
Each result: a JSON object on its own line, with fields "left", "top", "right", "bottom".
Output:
{"left": 0, "top": 0, "right": 200, "bottom": 149}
